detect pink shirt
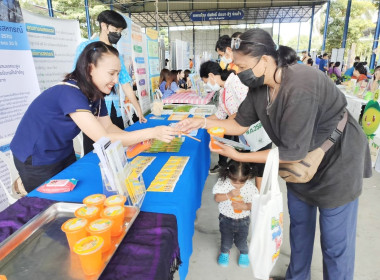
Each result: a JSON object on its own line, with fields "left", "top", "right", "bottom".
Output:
{"left": 215, "top": 73, "right": 248, "bottom": 119}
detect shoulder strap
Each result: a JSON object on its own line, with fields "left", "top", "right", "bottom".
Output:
{"left": 56, "top": 81, "right": 80, "bottom": 89}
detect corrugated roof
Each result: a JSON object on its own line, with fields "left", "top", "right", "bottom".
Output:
{"left": 103, "top": 0, "right": 327, "bottom": 27}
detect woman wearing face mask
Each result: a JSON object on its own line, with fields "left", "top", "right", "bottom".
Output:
{"left": 177, "top": 28, "right": 371, "bottom": 280}
{"left": 11, "top": 42, "right": 178, "bottom": 193}
{"left": 74, "top": 10, "right": 147, "bottom": 155}
{"left": 200, "top": 61, "right": 271, "bottom": 186}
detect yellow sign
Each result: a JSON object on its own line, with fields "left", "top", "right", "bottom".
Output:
{"left": 146, "top": 28, "right": 159, "bottom": 40}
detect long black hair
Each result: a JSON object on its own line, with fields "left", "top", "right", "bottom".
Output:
{"left": 219, "top": 159, "right": 257, "bottom": 183}
{"left": 233, "top": 28, "right": 297, "bottom": 82}
{"left": 199, "top": 61, "right": 235, "bottom": 81}
{"left": 65, "top": 41, "right": 119, "bottom": 101}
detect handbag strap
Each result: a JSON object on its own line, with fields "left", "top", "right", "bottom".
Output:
{"left": 320, "top": 110, "right": 348, "bottom": 152}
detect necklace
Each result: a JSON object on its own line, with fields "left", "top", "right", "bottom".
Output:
{"left": 266, "top": 85, "right": 277, "bottom": 115}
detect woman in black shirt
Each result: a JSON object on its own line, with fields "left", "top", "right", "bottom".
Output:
{"left": 177, "top": 29, "right": 371, "bottom": 280}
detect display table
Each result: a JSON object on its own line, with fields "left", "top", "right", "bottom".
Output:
{"left": 0, "top": 197, "right": 180, "bottom": 280}
{"left": 337, "top": 85, "right": 368, "bottom": 121}
{"left": 27, "top": 115, "right": 211, "bottom": 279}
{"left": 163, "top": 90, "right": 216, "bottom": 105}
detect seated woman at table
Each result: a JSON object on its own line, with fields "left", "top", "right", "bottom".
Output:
{"left": 351, "top": 62, "right": 368, "bottom": 83}
{"left": 366, "top": 66, "right": 380, "bottom": 94}
{"left": 177, "top": 69, "right": 187, "bottom": 89}
{"left": 332, "top": 62, "right": 342, "bottom": 78}
{"left": 161, "top": 70, "right": 187, "bottom": 99}
{"left": 199, "top": 60, "right": 271, "bottom": 187}
{"left": 159, "top": 68, "right": 170, "bottom": 94}
{"left": 184, "top": 69, "right": 192, "bottom": 89}
{"left": 10, "top": 41, "right": 178, "bottom": 193}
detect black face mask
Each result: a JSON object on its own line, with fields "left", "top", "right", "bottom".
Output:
{"left": 108, "top": 32, "right": 122, "bottom": 44}
{"left": 237, "top": 68, "right": 265, "bottom": 89}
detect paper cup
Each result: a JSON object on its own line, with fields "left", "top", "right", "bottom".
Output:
{"left": 87, "top": 218, "right": 113, "bottom": 252}
{"left": 73, "top": 236, "right": 104, "bottom": 276}
{"left": 101, "top": 205, "right": 125, "bottom": 237}
{"left": 61, "top": 218, "right": 88, "bottom": 251}
{"left": 207, "top": 127, "right": 226, "bottom": 150}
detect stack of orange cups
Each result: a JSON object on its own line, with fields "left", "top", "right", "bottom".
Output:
{"left": 86, "top": 218, "right": 113, "bottom": 252}
{"left": 207, "top": 127, "right": 226, "bottom": 150}
{"left": 73, "top": 236, "right": 104, "bottom": 276}
{"left": 61, "top": 218, "right": 88, "bottom": 251}
{"left": 83, "top": 194, "right": 106, "bottom": 213}
{"left": 101, "top": 205, "right": 125, "bottom": 237}
{"left": 74, "top": 205, "right": 100, "bottom": 223}
{"left": 104, "top": 195, "right": 126, "bottom": 208}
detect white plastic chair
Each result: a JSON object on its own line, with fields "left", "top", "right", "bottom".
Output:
{"left": 73, "top": 132, "right": 84, "bottom": 159}
{"left": 0, "top": 151, "right": 23, "bottom": 207}
{"left": 124, "top": 102, "right": 138, "bottom": 125}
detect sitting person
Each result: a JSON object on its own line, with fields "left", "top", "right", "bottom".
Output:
{"left": 184, "top": 69, "right": 192, "bottom": 89}
{"left": 366, "top": 65, "right": 380, "bottom": 94}
{"left": 177, "top": 69, "right": 187, "bottom": 89}
{"left": 344, "top": 62, "right": 358, "bottom": 77}
{"left": 352, "top": 62, "right": 368, "bottom": 82}
{"left": 332, "top": 62, "right": 342, "bottom": 78}
{"left": 327, "top": 62, "right": 334, "bottom": 76}
{"left": 161, "top": 70, "right": 186, "bottom": 99}
{"left": 159, "top": 68, "right": 170, "bottom": 94}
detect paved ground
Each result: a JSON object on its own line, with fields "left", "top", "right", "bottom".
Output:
{"left": 177, "top": 153, "right": 380, "bottom": 280}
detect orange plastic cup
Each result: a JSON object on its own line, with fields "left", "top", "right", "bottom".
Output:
{"left": 230, "top": 196, "right": 244, "bottom": 214}
{"left": 104, "top": 195, "right": 127, "bottom": 208}
{"left": 83, "top": 194, "right": 106, "bottom": 213}
{"left": 87, "top": 218, "right": 113, "bottom": 252}
{"left": 74, "top": 205, "right": 100, "bottom": 223}
{"left": 101, "top": 205, "right": 125, "bottom": 237}
{"left": 207, "top": 127, "right": 226, "bottom": 150}
{"left": 73, "top": 235, "right": 104, "bottom": 276}
{"left": 61, "top": 218, "right": 88, "bottom": 251}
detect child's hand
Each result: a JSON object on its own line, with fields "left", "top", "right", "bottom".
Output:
{"left": 228, "top": 189, "right": 240, "bottom": 197}
{"left": 231, "top": 201, "right": 247, "bottom": 211}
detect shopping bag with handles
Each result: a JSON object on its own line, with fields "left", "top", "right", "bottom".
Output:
{"left": 249, "top": 147, "right": 284, "bottom": 279}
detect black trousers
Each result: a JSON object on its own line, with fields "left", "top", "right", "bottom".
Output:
{"left": 14, "top": 151, "right": 76, "bottom": 193}
{"left": 83, "top": 101, "right": 125, "bottom": 155}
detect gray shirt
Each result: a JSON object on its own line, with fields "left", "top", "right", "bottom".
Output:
{"left": 235, "top": 63, "right": 372, "bottom": 208}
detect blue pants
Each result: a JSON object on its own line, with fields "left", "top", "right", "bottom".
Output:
{"left": 286, "top": 190, "right": 358, "bottom": 280}
{"left": 219, "top": 214, "right": 250, "bottom": 254}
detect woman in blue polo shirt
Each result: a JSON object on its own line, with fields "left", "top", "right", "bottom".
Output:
{"left": 10, "top": 41, "right": 177, "bottom": 193}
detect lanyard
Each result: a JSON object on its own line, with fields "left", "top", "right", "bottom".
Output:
{"left": 222, "top": 88, "right": 232, "bottom": 116}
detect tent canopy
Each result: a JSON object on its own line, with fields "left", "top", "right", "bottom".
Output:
{"left": 99, "top": 0, "right": 327, "bottom": 27}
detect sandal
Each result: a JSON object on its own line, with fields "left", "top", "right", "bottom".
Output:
{"left": 217, "top": 252, "right": 229, "bottom": 267}
{"left": 238, "top": 253, "right": 249, "bottom": 268}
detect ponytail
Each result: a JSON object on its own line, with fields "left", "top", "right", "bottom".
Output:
{"left": 220, "top": 68, "right": 235, "bottom": 81}
{"left": 200, "top": 60, "right": 234, "bottom": 81}
{"left": 276, "top": 45, "right": 297, "bottom": 68}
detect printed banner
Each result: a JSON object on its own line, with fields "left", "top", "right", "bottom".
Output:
{"left": 190, "top": 10, "right": 244, "bottom": 21}
{"left": 0, "top": 0, "right": 40, "bottom": 211}
{"left": 22, "top": 9, "right": 81, "bottom": 91}
{"left": 131, "top": 23, "right": 150, "bottom": 114}
{"left": 146, "top": 28, "right": 159, "bottom": 101}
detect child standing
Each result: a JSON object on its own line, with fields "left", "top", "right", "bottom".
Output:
{"left": 213, "top": 159, "right": 258, "bottom": 268}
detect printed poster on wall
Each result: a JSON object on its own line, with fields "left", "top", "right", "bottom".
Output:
{"left": 131, "top": 23, "right": 150, "bottom": 114}
{"left": 146, "top": 28, "right": 159, "bottom": 101}
{"left": 0, "top": 0, "right": 40, "bottom": 211}
{"left": 22, "top": 9, "right": 81, "bottom": 91}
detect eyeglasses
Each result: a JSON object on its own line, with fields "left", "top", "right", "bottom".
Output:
{"left": 231, "top": 37, "right": 267, "bottom": 50}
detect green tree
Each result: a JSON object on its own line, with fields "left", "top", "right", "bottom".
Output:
{"left": 320, "top": 0, "right": 376, "bottom": 59}
{"left": 20, "top": 0, "right": 110, "bottom": 38}
{"left": 286, "top": 35, "right": 321, "bottom": 53}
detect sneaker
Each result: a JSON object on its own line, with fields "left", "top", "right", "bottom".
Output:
{"left": 238, "top": 254, "right": 249, "bottom": 268}
{"left": 217, "top": 252, "right": 229, "bottom": 267}
{"left": 209, "top": 164, "right": 221, "bottom": 174}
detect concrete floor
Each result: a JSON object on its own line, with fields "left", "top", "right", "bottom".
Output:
{"left": 177, "top": 153, "right": 380, "bottom": 280}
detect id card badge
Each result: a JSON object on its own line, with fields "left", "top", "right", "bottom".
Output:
{"left": 242, "top": 121, "right": 271, "bottom": 152}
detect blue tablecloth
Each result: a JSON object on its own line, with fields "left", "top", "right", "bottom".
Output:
{"left": 28, "top": 114, "right": 211, "bottom": 280}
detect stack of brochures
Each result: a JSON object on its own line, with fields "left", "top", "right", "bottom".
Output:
{"left": 93, "top": 137, "right": 146, "bottom": 206}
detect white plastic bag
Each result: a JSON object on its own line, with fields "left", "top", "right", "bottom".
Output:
{"left": 249, "top": 147, "right": 283, "bottom": 279}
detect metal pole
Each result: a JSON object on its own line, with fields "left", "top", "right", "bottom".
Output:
{"left": 296, "top": 21, "right": 301, "bottom": 53}
{"left": 84, "top": 0, "right": 91, "bottom": 39}
{"left": 342, "top": 0, "right": 352, "bottom": 49}
{"left": 277, "top": 20, "right": 281, "bottom": 45}
{"left": 370, "top": 4, "right": 380, "bottom": 69}
{"left": 47, "top": 0, "right": 54, "bottom": 17}
{"left": 155, "top": 0, "right": 159, "bottom": 30}
{"left": 110, "top": 0, "right": 113, "bottom": 10}
{"left": 193, "top": 24, "right": 195, "bottom": 58}
{"left": 308, "top": 4, "right": 315, "bottom": 54}
{"left": 322, "top": 0, "right": 330, "bottom": 52}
